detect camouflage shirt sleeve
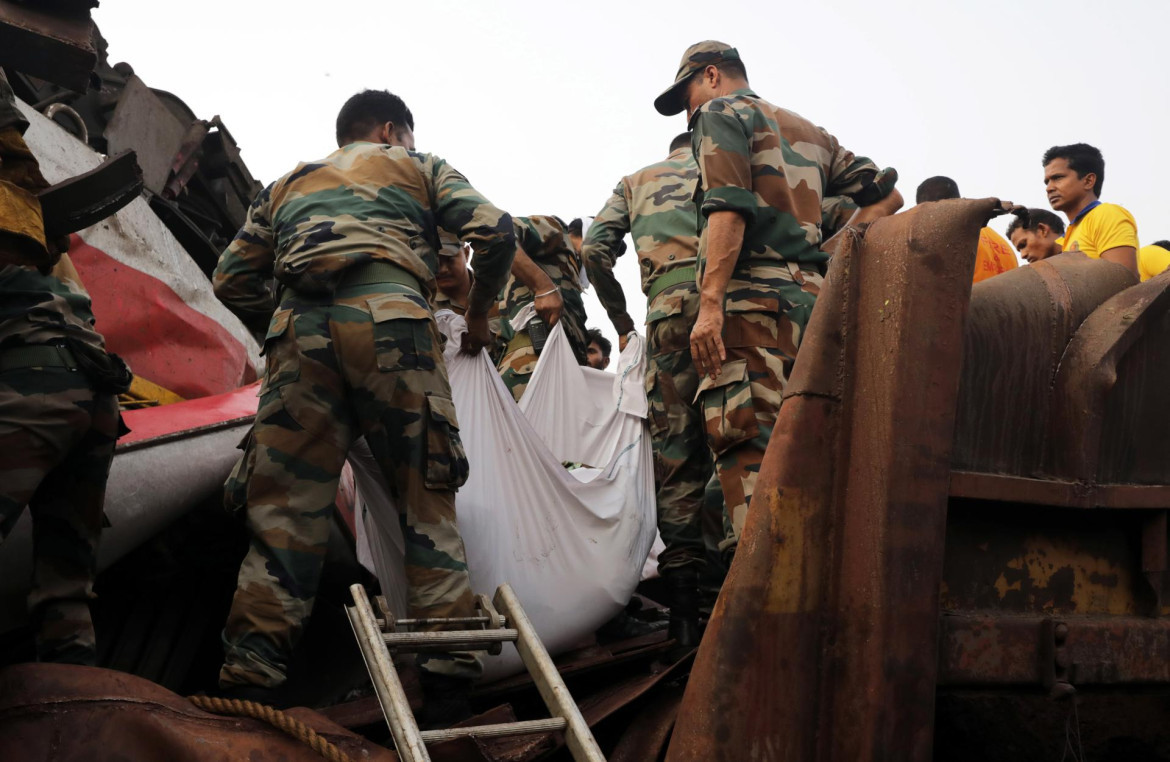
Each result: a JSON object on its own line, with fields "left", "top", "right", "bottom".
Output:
{"left": 692, "top": 103, "right": 756, "bottom": 222}
{"left": 582, "top": 181, "right": 635, "bottom": 334}
{"left": 212, "top": 182, "right": 277, "bottom": 326}
{"left": 823, "top": 133, "right": 897, "bottom": 207}
{"left": 428, "top": 155, "right": 515, "bottom": 315}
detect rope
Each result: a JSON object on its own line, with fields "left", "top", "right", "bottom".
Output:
{"left": 188, "top": 695, "right": 356, "bottom": 762}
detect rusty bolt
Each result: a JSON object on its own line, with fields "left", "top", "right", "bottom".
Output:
{"left": 1055, "top": 651, "right": 1071, "bottom": 670}
{"left": 1054, "top": 623, "right": 1069, "bottom": 642}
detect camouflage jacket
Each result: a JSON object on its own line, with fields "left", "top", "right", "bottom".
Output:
{"left": 212, "top": 142, "right": 515, "bottom": 325}
{"left": 582, "top": 146, "right": 699, "bottom": 334}
{"left": 498, "top": 215, "right": 588, "bottom": 359}
{"left": 690, "top": 88, "right": 896, "bottom": 311}
{"left": 0, "top": 256, "right": 107, "bottom": 351}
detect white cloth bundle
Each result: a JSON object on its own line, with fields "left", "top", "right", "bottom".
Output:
{"left": 352, "top": 312, "right": 658, "bottom": 679}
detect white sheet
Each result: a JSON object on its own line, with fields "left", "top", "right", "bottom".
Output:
{"left": 351, "top": 312, "right": 658, "bottom": 680}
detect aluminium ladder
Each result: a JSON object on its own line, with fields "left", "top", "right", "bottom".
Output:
{"left": 346, "top": 583, "right": 605, "bottom": 762}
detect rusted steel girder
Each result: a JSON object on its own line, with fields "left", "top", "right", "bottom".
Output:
{"left": 0, "top": 1, "right": 96, "bottom": 93}
{"left": 666, "top": 198, "right": 998, "bottom": 762}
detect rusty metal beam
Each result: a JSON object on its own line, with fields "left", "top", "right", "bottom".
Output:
{"left": 938, "top": 614, "right": 1170, "bottom": 686}
{"left": 949, "top": 470, "right": 1170, "bottom": 509}
{"left": 0, "top": 1, "right": 96, "bottom": 93}
{"left": 667, "top": 198, "right": 1000, "bottom": 762}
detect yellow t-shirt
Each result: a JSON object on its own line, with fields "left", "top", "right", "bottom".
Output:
{"left": 1056, "top": 202, "right": 1139, "bottom": 259}
{"left": 973, "top": 227, "right": 1019, "bottom": 284}
{"left": 1138, "top": 244, "right": 1170, "bottom": 282}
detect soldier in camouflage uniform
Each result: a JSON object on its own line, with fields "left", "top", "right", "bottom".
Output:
{"left": 435, "top": 230, "right": 504, "bottom": 362}
{"left": 211, "top": 90, "right": 515, "bottom": 709}
{"left": 655, "top": 41, "right": 903, "bottom": 555}
{"left": 0, "top": 74, "right": 126, "bottom": 665}
{"left": 495, "top": 215, "right": 589, "bottom": 402}
{"left": 582, "top": 132, "right": 715, "bottom": 648}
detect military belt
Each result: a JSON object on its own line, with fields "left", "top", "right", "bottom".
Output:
{"left": 0, "top": 343, "right": 78, "bottom": 372}
{"left": 504, "top": 331, "right": 534, "bottom": 356}
{"left": 340, "top": 260, "right": 422, "bottom": 292}
{"left": 646, "top": 266, "right": 697, "bottom": 303}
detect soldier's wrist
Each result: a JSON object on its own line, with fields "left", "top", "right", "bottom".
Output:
{"left": 613, "top": 314, "right": 636, "bottom": 336}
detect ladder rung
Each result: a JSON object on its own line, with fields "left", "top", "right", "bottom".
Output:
{"left": 419, "top": 717, "right": 567, "bottom": 743}
{"left": 382, "top": 629, "right": 518, "bottom": 648}
{"left": 381, "top": 615, "right": 504, "bottom": 628}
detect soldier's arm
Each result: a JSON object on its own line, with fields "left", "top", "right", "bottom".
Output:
{"left": 690, "top": 106, "right": 753, "bottom": 378}
{"left": 824, "top": 134, "right": 902, "bottom": 220}
{"left": 213, "top": 183, "right": 278, "bottom": 331}
{"left": 510, "top": 219, "right": 563, "bottom": 327}
{"left": 429, "top": 156, "right": 515, "bottom": 317}
{"left": 582, "top": 183, "right": 636, "bottom": 337}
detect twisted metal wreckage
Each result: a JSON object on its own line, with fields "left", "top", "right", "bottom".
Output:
{"left": 1, "top": 3, "right": 1169, "bottom": 760}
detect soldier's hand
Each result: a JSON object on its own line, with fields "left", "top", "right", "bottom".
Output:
{"left": 534, "top": 288, "right": 563, "bottom": 327}
{"left": 462, "top": 312, "right": 492, "bottom": 355}
{"left": 618, "top": 332, "right": 632, "bottom": 352}
{"left": 690, "top": 305, "right": 726, "bottom": 379}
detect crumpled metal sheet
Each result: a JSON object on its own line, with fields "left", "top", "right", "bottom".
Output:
{"left": 0, "top": 663, "right": 398, "bottom": 761}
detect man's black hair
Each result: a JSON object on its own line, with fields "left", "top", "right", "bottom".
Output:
{"left": 670, "top": 132, "right": 692, "bottom": 152}
{"left": 916, "top": 176, "right": 961, "bottom": 204}
{"left": 715, "top": 60, "right": 749, "bottom": 82}
{"left": 567, "top": 218, "right": 584, "bottom": 237}
{"left": 1005, "top": 208, "right": 1066, "bottom": 238}
{"left": 587, "top": 328, "right": 611, "bottom": 359}
{"left": 1154, "top": 240, "right": 1170, "bottom": 249}
{"left": 1043, "top": 143, "right": 1105, "bottom": 197}
{"left": 336, "top": 89, "right": 415, "bottom": 146}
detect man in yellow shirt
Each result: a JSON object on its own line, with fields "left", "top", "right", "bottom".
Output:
{"left": 1139, "top": 240, "right": 1170, "bottom": 281}
{"left": 915, "top": 176, "right": 1018, "bottom": 282}
{"left": 1006, "top": 208, "right": 1064, "bottom": 264}
{"left": 1042, "top": 143, "right": 1139, "bottom": 274}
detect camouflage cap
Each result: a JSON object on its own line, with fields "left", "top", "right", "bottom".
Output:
{"left": 438, "top": 229, "right": 465, "bottom": 257}
{"left": 654, "top": 41, "right": 741, "bottom": 117}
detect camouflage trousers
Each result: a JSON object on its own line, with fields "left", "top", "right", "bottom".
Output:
{"left": 702, "top": 267, "right": 821, "bottom": 554}
{"left": 645, "top": 285, "right": 721, "bottom": 576}
{"left": 0, "top": 363, "right": 119, "bottom": 665}
{"left": 219, "top": 279, "right": 483, "bottom": 689}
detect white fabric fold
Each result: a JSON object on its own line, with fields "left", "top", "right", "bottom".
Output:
{"left": 351, "top": 311, "right": 657, "bottom": 679}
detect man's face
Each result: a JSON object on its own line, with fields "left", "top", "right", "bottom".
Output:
{"left": 1010, "top": 224, "right": 1061, "bottom": 264}
{"left": 586, "top": 341, "right": 609, "bottom": 370}
{"left": 435, "top": 246, "right": 469, "bottom": 295}
{"left": 684, "top": 68, "right": 717, "bottom": 120}
{"left": 1044, "top": 158, "right": 1093, "bottom": 214}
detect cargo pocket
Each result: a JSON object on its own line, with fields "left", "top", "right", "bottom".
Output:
{"left": 223, "top": 427, "right": 256, "bottom": 517}
{"left": 424, "top": 394, "right": 469, "bottom": 490}
{"left": 644, "top": 364, "right": 670, "bottom": 438}
{"left": 696, "top": 359, "right": 759, "bottom": 455}
{"left": 259, "top": 309, "right": 299, "bottom": 393}
{"left": 368, "top": 292, "right": 436, "bottom": 372}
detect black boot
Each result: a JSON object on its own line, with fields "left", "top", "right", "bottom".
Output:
{"left": 666, "top": 570, "right": 701, "bottom": 658}
{"left": 417, "top": 672, "right": 474, "bottom": 729}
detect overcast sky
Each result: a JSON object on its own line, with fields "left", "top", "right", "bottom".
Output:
{"left": 93, "top": 0, "right": 1169, "bottom": 353}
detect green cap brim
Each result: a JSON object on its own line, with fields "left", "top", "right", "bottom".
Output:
{"left": 654, "top": 78, "right": 689, "bottom": 117}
